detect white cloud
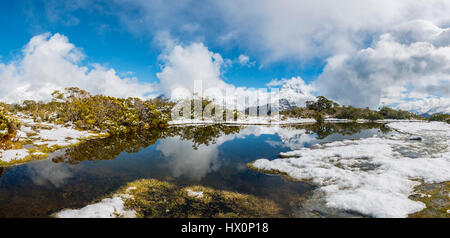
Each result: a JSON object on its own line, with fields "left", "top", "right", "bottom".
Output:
{"left": 157, "top": 42, "right": 231, "bottom": 99}
{"left": 314, "top": 21, "right": 450, "bottom": 112}
{"left": 19, "top": 2, "right": 450, "bottom": 113}
{"left": 397, "top": 97, "right": 450, "bottom": 114}
{"left": 238, "top": 54, "right": 249, "bottom": 65}
{"left": 0, "top": 33, "right": 157, "bottom": 103}
{"left": 277, "top": 77, "right": 316, "bottom": 106}
{"left": 156, "top": 41, "right": 280, "bottom": 109}
{"left": 237, "top": 54, "right": 254, "bottom": 67}
{"left": 97, "top": 0, "right": 450, "bottom": 63}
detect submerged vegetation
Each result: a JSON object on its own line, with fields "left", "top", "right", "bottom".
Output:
{"left": 119, "top": 179, "right": 281, "bottom": 218}
{"left": 409, "top": 181, "right": 450, "bottom": 218}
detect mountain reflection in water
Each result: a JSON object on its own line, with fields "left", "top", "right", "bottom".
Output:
{"left": 0, "top": 123, "right": 390, "bottom": 217}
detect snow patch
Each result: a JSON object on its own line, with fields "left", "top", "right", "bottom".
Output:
{"left": 34, "top": 125, "right": 96, "bottom": 147}
{"left": 169, "top": 116, "right": 316, "bottom": 125}
{"left": 252, "top": 121, "right": 450, "bottom": 217}
{"left": 0, "top": 149, "right": 29, "bottom": 162}
{"left": 55, "top": 195, "right": 136, "bottom": 218}
{"left": 186, "top": 189, "right": 204, "bottom": 199}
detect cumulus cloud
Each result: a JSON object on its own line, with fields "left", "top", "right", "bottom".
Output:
{"left": 237, "top": 54, "right": 255, "bottom": 67}
{"left": 157, "top": 42, "right": 231, "bottom": 99}
{"left": 397, "top": 97, "right": 450, "bottom": 114}
{"left": 90, "top": 0, "right": 450, "bottom": 63}
{"left": 22, "top": 1, "right": 450, "bottom": 113}
{"left": 156, "top": 41, "right": 279, "bottom": 109}
{"left": 315, "top": 20, "right": 450, "bottom": 112}
{"left": 0, "top": 33, "right": 157, "bottom": 103}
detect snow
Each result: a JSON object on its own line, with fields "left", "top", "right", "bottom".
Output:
{"left": 0, "top": 149, "right": 29, "bottom": 162}
{"left": 0, "top": 114, "right": 105, "bottom": 164}
{"left": 387, "top": 121, "right": 450, "bottom": 137}
{"left": 16, "top": 116, "right": 100, "bottom": 147}
{"left": 324, "top": 118, "right": 353, "bottom": 123}
{"left": 55, "top": 195, "right": 136, "bottom": 218}
{"left": 186, "top": 189, "right": 204, "bottom": 199}
{"left": 251, "top": 121, "right": 450, "bottom": 217}
{"left": 34, "top": 125, "right": 97, "bottom": 147}
{"left": 169, "top": 116, "right": 316, "bottom": 125}
{"left": 277, "top": 77, "right": 316, "bottom": 110}
{"left": 0, "top": 129, "right": 8, "bottom": 137}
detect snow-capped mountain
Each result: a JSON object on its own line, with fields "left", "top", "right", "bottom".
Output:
{"left": 277, "top": 77, "right": 316, "bottom": 110}
{"left": 244, "top": 77, "right": 317, "bottom": 115}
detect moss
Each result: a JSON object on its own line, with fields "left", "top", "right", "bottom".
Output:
{"left": 246, "top": 163, "right": 300, "bottom": 182}
{"left": 408, "top": 181, "right": 450, "bottom": 218}
{"left": 118, "top": 179, "right": 282, "bottom": 218}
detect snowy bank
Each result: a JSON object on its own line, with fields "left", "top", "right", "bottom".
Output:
{"left": 169, "top": 117, "right": 316, "bottom": 125}
{"left": 55, "top": 195, "right": 136, "bottom": 218}
{"left": 0, "top": 115, "right": 106, "bottom": 165}
{"left": 251, "top": 121, "right": 450, "bottom": 218}
{"left": 169, "top": 117, "right": 426, "bottom": 126}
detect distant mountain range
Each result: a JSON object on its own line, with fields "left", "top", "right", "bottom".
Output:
{"left": 277, "top": 78, "right": 316, "bottom": 111}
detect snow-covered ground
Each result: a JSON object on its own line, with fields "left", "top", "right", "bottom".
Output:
{"left": 55, "top": 194, "right": 136, "bottom": 218}
{"left": 169, "top": 117, "right": 425, "bottom": 125}
{"left": 0, "top": 114, "right": 106, "bottom": 165}
{"left": 0, "top": 149, "right": 29, "bottom": 163}
{"left": 169, "top": 116, "right": 316, "bottom": 125}
{"left": 251, "top": 121, "right": 450, "bottom": 218}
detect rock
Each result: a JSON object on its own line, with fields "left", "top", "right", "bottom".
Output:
{"left": 409, "top": 137, "right": 422, "bottom": 141}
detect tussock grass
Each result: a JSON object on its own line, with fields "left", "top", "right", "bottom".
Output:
{"left": 118, "top": 179, "right": 282, "bottom": 218}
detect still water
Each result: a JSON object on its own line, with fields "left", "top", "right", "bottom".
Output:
{"left": 0, "top": 123, "right": 391, "bottom": 217}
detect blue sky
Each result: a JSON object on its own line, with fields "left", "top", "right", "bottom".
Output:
{"left": 0, "top": 0, "right": 324, "bottom": 89}
{"left": 0, "top": 0, "right": 449, "bottom": 113}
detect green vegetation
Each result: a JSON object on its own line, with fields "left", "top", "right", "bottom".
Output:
{"left": 306, "top": 96, "right": 339, "bottom": 114}
{"left": 173, "top": 97, "right": 241, "bottom": 121}
{"left": 378, "top": 107, "right": 422, "bottom": 120}
{"left": 282, "top": 96, "right": 424, "bottom": 121}
{"left": 119, "top": 179, "right": 281, "bottom": 218}
{"left": 0, "top": 105, "right": 20, "bottom": 141}
{"left": 409, "top": 181, "right": 449, "bottom": 218}
{"left": 8, "top": 87, "right": 172, "bottom": 135}
{"left": 428, "top": 113, "right": 450, "bottom": 124}
{"left": 7, "top": 100, "right": 61, "bottom": 123}
{"left": 53, "top": 88, "right": 169, "bottom": 135}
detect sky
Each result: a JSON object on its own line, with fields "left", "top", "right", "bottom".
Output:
{"left": 0, "top": 0, "right": 449, "bottom": 114}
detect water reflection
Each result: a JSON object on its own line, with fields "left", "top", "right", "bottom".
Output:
{"left": 0, "top": 123, "right": 391, "bottom": 217}
{"left": 27, "top": 162, "right": 74, "bottom": 188}
{"left": 0, "top": 167, "right": 7, "bottom": 178}
{"left": 293, "top": 122, "right": 391, "bottom": 139}
{"left": 51, "top": 126, "right": 243, "bottom": 165}
{"left": 169, "top": 125, "right": 242, "bottom": 149}
{"left": 51, "top": 130, "right": 166, "bottom": 164}
{"left": 157, "top": 137, "right": 222, "bottom": 180}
